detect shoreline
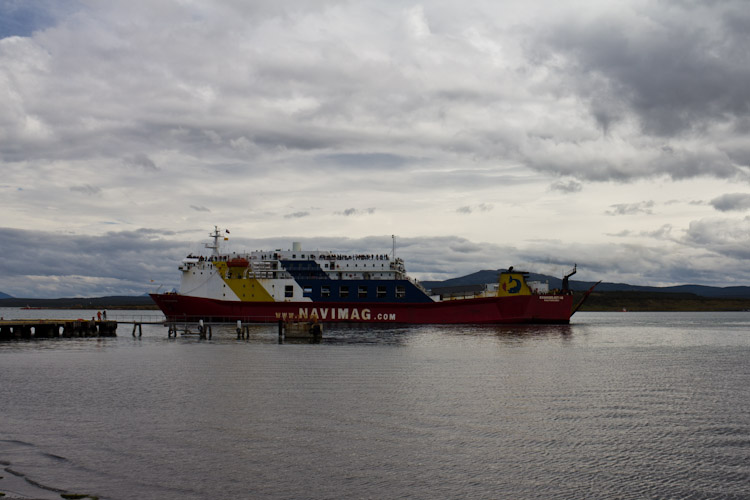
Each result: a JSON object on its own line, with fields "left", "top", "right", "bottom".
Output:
{"left": 0, "top": 465, "right": 93, "bottom": 500}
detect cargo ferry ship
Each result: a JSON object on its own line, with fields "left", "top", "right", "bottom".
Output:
{"left": 150, "top": 227, "right": 585, "bottom": 324}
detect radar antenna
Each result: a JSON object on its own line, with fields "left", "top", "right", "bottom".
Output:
{"left": 206, "top": 226, "right": 222, "bottom": 256}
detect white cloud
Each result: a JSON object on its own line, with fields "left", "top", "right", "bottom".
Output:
{"left": 605, "top": 201, "right": 655, "bottom": 216}
{"left": 284, "top": 211, "right": 310, "bottom": 219}
{"left": 70, "top": 184, "right": 101, "bottom": 196}
{"left": 550, "top": 180, "right": 582, "bottom": 193}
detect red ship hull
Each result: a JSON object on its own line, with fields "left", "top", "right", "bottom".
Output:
{"left": 150, "top": 293, "right": 573, "bottom": 324}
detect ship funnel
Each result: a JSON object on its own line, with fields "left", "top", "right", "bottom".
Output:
{"left": 292, "top": 242, "right": 302, "bottom": 252}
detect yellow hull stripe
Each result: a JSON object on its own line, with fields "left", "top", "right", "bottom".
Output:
{"left": 214, "top": 262, "right": 275, "bottom": 302}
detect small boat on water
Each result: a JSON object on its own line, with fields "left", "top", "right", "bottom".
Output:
{"left": 150, "top": 227, "right": 593, "bottom": 325}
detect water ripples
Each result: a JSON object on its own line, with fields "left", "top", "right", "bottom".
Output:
{"left": 1, "top": 311, "right": 750, "bottom": 499}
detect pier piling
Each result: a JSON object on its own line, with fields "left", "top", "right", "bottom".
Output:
{"left": 132, "top": 323, "right": 143, "bottom": 337}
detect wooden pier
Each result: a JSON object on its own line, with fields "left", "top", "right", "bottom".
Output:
{"left": 162, "top": 318, "right": 323, "bottom": 342}
{"left": 0, "top": 319, "right": 118, "bottom": 340}
{"left": 0, "top": 317, "right": 325, "bottom": 342}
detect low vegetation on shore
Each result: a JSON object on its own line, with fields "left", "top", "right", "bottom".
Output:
{"left": 576, "top": 291, "right": 750, "bottom": 312}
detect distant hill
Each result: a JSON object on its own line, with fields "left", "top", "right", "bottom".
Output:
{"left": 421, "top": 269, "right": 750, "bottom": 299}
{"left": 0, "top": 296, "right": 157, "bottom": 309}
{"left": 0, "top": 291, "right": 12, "bottom": 299}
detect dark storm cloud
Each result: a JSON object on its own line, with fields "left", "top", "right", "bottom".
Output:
{"left": 525, "top": 0, "right": 750, "bottom": 182}
{"left": 683, "top": 217, "right": 750, "bottom": 259}
{"left": 0, "top": 227, "right": 185, "bottom": 297}
{"left": 710, "top": 193, "right": 750, "bottom": 212}
{"left": 190, "top": 205, "right": 211, "bottom": 212}
{"left": 3, "top": 224, "right": 749, "bottom": 299}
{"left": 540, "top": 2, "right": 750, "bottom": 137}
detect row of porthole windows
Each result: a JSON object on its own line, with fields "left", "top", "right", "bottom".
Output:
{"left": 285, "top": 285, "right": 406, "bottom": 299}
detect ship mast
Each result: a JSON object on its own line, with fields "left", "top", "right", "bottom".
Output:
{"left": 206, "top": 226, "right": 222, "bottom": 256}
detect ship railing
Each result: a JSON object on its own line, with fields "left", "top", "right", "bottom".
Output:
{"left": 413, "top": 279, "right": 429, "bottom": 294}
{"left": 160, "top": 314, "right": 315, "bottom": 324}
{"left": 441, "top": 291, "right": 495, "bottom": 301}
{"left": 108, "top": 313, "right": 167, "bottom": 324}
{"left": 246, "top": 271, "right": 274, "bottom": 279}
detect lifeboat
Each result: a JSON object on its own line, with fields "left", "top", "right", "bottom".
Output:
{"left": 227, "top": 257, "right": 249, "bottom": 268}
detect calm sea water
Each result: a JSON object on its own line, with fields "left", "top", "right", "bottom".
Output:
{"left": 1, "top": 309, "right": 749, "bottom": 499}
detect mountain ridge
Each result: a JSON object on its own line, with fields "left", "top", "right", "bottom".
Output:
{"left": 421, "top": 270, "right": 750, "bottom": 299}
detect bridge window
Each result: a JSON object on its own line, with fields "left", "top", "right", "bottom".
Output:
{"left": 358, "top": 286, "right": 368, "bottom": 298}
{"left": 321, "top": 286, "right": 330, "bottom": 298}
{"left": 396, "top": 286, "right": 405, "bottom": 298}
{"left": 377, "top": 286, "right": 387, "bottom": 298}
{"left": 285, "top": 285, "right": 294, "bottom": 298}
{"left": 340, "top": 286, "right": 349, "bottom": 298}
{"left": 303, "top": 287, "right": 312, "bottom": 297}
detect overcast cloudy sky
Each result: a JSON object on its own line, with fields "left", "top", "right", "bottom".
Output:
{"left": 2, "top": 0, "right": 750, "bottom": 298}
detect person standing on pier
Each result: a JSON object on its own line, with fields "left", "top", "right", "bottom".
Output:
{"left": 97, "top": 311, "right": 102, "bottom": 321}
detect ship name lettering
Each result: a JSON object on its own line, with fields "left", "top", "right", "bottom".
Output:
{"left": 296, "top": 307, "right": 375, "bottom": 321}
